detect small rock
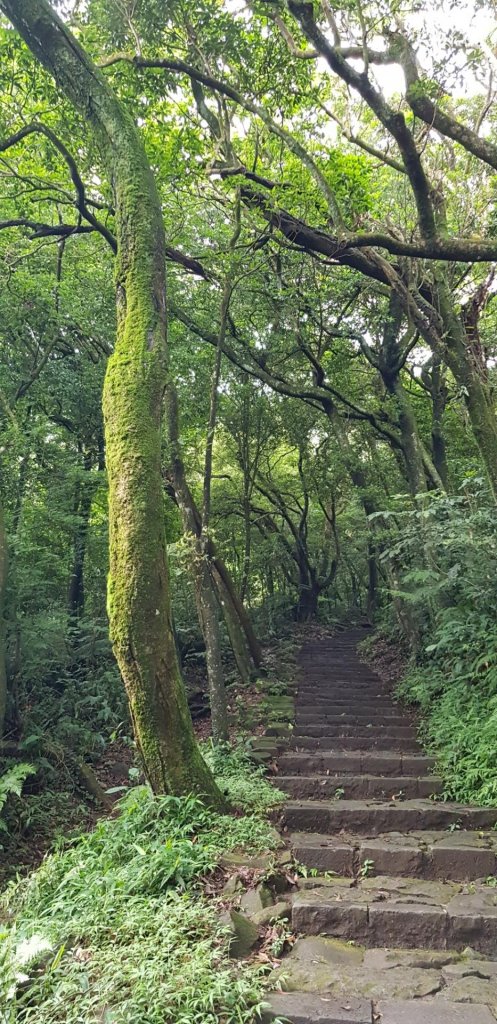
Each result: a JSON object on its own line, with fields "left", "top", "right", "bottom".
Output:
{"left": 223, "top": 874, "right": 242, "bottom": 896}
{"left": 251, "top": 901, "right": 292, "bottom": 928}
{"left": 219, "top": 909, "right": 259, "bottom": 958}
{"left": 220, "top": 852, "right": 273, "bottom": 871}
{"left": 278, "top": 850, "right": 293, "bottom": 866}
{"left": 266, "top": 723, "right": 293, "bottom": 737}
{"left": 240, "top": 882, "right": 273, "bottom": 917}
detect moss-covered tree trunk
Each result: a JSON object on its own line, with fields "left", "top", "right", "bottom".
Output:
{"left": 434, "top": 274, "right": 497, "bottom": 501}
{"left": 3, "top": 0, "right": 222, "bottom": 803}
{"left": 387, "top": 378, "right": 427, "bottom": 497}
{"left": 212, "top": 555, "right": 262, "bottom": 668}
{"left": 211, "top": 563, "right": 254, "bottom": 682}
{"left": 0, "top": 501, "right": 7, "bottom": 736}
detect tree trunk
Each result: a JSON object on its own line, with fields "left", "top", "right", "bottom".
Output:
{"left": 211, "top": 563, "right": 254, "bottom": 682}
{"left": 4, "top": 0, "right": 222, "bottom": 803}
{"left": 430, "top": 359, "right": 449, "bottom": 489}
{"left": 294, "top": 568, "right": 320, "bottom": 621}
{"left": 165, "top": 384, "right": 260, "bottom": 677}
{"left": 165, "top": 385, "right": 252, "bottom": 710}
{"left": 0, "top": 502, "right": 7, "bottom": 736}
{"left": 211, "top": 553, "right": 262, "bottom": 668}
{"left": 67, "top": 454, "right": 94, "bottom": 620}
{"left": 366, "top": 540, "right": 378, "bottom": 621}
{"left": 435, "top": 273, "right": 497, "bottom": 500}
{"left": 387, "top": 378, "right": 427, "bottom": 496}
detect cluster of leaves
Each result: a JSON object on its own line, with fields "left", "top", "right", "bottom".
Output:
{"left": 0, "top": 780, "right": 280, "bottom": 1023}
{"left": 0, "top": 763, "right": 35, "bottom": 837}
{"left": 379, "top": 482, "right": 497, "bottom": 803}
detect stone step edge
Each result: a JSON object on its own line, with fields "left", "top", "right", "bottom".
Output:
{"left": 291, "top": 881, "right": 497, "bottom": 954}
{"left": 276, "top": 774, "right": 442, "bottom": 799}
{"left": 290, "top": 829, "right": 497, "bottom": 880}
{"left": 278, "top": 751, "right": 436, "bottom": 774}
{"left": 262, "top": 992, "right": 495, "bottom": 1023}
{"left": 279, "top": 799, "right": 497, "bottom": 834}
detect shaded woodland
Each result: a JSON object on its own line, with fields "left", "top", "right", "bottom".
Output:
{"left": 2, "top": 0, "right": 497, "bottom": 1019}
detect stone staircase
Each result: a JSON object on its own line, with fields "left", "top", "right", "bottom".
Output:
{"left": 264, "top": 627, "right": 497, "bottom": 1023}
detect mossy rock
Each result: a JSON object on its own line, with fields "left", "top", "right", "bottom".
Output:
{"left": 220, "top": 909, "right": 259, "bottom": 958}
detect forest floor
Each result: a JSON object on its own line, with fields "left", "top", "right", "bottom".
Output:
{"left": 0, "top": 622, "right": 317, "bottom": 886}
{"left": 1, "top": 621, "right": 312, "bottom": 1023}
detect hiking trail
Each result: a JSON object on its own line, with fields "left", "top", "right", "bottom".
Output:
{"left": 265, "top": 626, "right": 497, "bottom": 1023}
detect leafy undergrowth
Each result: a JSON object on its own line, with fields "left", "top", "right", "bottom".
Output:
{"left": 398, "top": 657, "right": 497, "bottom": 806}
{"left": 361, "top": 486, "right": 497, "bottom": 807}
{"left": 203, "top": 742, "right": 285, "bottom": 815}
{"left": 0, "top": 768, "right": 283, "bottom": 1024}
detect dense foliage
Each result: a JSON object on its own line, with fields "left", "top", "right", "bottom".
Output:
{"left": 2, "top": 0, "right": 497, "bottom": 1017}
{"left": 1, "top": 779, "right": 280, "bottom": 1023}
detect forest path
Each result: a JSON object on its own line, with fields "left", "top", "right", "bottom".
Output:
{"left": 264, "top": 627, "right": 497, "bottom": 1023}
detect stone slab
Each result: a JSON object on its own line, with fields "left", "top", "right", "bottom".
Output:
{"left": 280, "top": 800, "right": 497, "bottom": 834}
{"left": 279, "top": 775, "right": 441, "bottom": 800}
{"left": 261, "top": 992, "right": 371, "bottom": 1023}
{"left": 376, "top": 999, "right": 496, "bottom": 1023}
{"left": 291, "top": 736, "right": 421, "bottom": 752}
{"left": 368, "top": 902, "right": 448, "bottom": 949}
{"left": 293, "top": 725, "right": 417, "bottom": 739}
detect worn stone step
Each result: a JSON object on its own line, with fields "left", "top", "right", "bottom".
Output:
{"left": 291, "top": 877, "right": 497, "bottom": 954}
{"left": 264, "top": 992, "right": 495, "bottom": 1023}
{"left": 277, "top": 773, "right": 441, "bottom": 800}
{"left": 297, "top": 703, "right": 399, "bottom": 715}
{"left": 296, "top": 713, "right": 411, "bottom": 726}
{"left": 280, "top": 799, "right": 497, "bottom": 834}
{"left": 301, "top": 684, "right": 389, "bottom": 692}
{"left": 261, "top": 992, "right": 371, "bottom": 1023}
{"left": 266, "top": 939, "right": 497, "bottom": 1020}
{"left": 291, "top": 830, "right": 497, "bottom": 880}
{"left": 278, "top": 751, "right": 436, "bottom": 776}
{"left": 291, "top": 734, "right": 421, "bottom": 752}
{"left": 293, "top": 724, "right": 417, "bottom": 739}
{"left": 372, "top": 1001, "right": 496, "bottom": 1023}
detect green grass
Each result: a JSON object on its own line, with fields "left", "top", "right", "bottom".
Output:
{"left": 202, "top": 741, "right": 285, "bottom": 815}
{"left": 0, "top": 778, "right": 281, "bottom": 1023}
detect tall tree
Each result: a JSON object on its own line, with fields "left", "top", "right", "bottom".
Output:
{"left": 0, "top": 0, "right": 221, "bottom": 803}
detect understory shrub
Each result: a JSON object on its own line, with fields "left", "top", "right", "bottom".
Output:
{"left": 0, "top": 784, "right": 279, "bottom": 1023}
{"left": 203, "top": 741, "right": 284, "bottom": 814}
{"left": 379, "top": 482, "right": 497, "bottom": 804}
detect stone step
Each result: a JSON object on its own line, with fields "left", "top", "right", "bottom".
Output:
{"left": 291, "top": 734, "right": 421, "bottom": 752}
{"left": 297, "top": 702, "right": 399, "bottom": 714}
{"left": 293, "top": 724, "right": 417, "bottom": 739}
{"left": 277, "top": 751, "right": 436, "bottom": 776}
{"left": 370, "top": 1002, "right": 496, "bottom": 1023}
{"left": 291, "top": 830, "right": 497, "bottom": 880}
{"left": 262, "top": 992, "right": 371, "bottom": 1023}
{"left": 299, "top": 685, "right": 388, "bottom": 693}
{"left": 277, "top": 773, "right": 441, "bottom": 800}
{"left": 279, "top": 799, "right": 497, "bottom": 834}
{"left": 265, "top": 940, "right": 497, "bottom": 1021}
{"left": 296, "top": 714, "right": 412, "bottom": 726}
{"left": 291, "top": 876, "right": 497, "bottom": 954}
{"left": 264, "top": 993, "right": 495, "bottom": 1024}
